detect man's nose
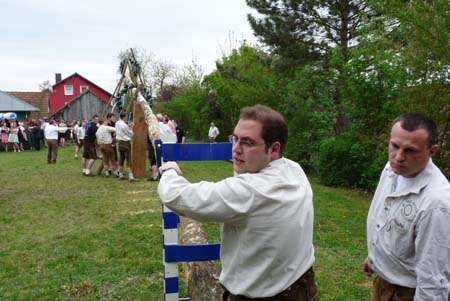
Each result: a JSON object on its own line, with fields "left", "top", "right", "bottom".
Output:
{"left": 232, "top": 141, "right": 242, "bottom": 153}
{"left": 395, "top": 149, "right": 405, "bottom": 161}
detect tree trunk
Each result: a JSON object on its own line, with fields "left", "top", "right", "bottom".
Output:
{"left": 179, "top": 217, "right": 223, "bottom": 301}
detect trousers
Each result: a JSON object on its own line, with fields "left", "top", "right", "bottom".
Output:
{"left": 223, "top": 267, "right": 318, "bottom": 301}
{"left": 372, "top": 276, "right": 415, "bottom": 301}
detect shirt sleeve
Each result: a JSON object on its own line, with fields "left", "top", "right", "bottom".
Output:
{"left": 158, "top": 170, "right": 253, "bottom": 224}
{"left": 414, "top": 206, "right": 450, "bottom": 300}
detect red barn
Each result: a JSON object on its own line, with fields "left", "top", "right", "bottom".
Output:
{"left": 49, "top": 73, "right": 111, "bottom": 113}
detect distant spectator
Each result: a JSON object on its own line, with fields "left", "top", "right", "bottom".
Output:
{"left": 40, "top": 118, "right": 49, "bottom": 147}
{"left": 175, "top": 121, "right": 186, "bottom": 144}
{"left": 165, "top": 115, "right": 177, "bottom": 135}
{"left": 17, "top": 122, "right": 27, "bottom": 151}
{"left": 208, "top": 122, "right": 220, "bottom": 143}
{"left": 31, "top": 120, "right": 43, "bottom": 151}
{"left": 74, "top": 120, "right": 86, "bottom": 159}
{"left": 58, "top": 120, "right": 67, "bottom": 146}
{"left": 1, "top": 121, "right": 10, "bottom": 152}
{"left": 8, "top": 124, "right": 20, "bottom": 152}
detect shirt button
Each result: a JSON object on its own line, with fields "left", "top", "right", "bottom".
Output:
{"left": 385, "top": 207, "right": 388, "bottom": 211}
{"left": 370, "top": 260, "right": 374, "bottom": 264}
{"left": 372, "top": 242, "right": 375, "bottom": 246}
{"left": 377, "top": 224, "right": 380, "bottom": 228}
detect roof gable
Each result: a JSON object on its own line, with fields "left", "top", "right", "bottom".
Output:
{"left": 52, "top": 73, "right": 112, "bottom": 97}
{"left": 0, "top": 91, "right": 40, "bottom": 111}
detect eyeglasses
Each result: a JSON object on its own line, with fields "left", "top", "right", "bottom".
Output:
{"left": 231, "top": 134, "right": 266, "bottom": 148}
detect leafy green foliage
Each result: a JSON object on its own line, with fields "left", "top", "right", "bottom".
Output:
{"left": 281, "top": 64, "right": 336, "bottom": 171}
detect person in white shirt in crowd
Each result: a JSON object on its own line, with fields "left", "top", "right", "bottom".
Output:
{"left": 362, "top": 113, "right": 450, "bottom": 301}
{"left": 157, "top": 113, "right": 176, "bottom": 143}
{"left": 115, "top": 112, "right": 134, "bottom": 181}
{"left": 74, "top": 120, "right": 86, "bottom": 159}
{"left": 208, "top": 121, "right": 220, "bottom": 143}
{"left": 95, "top": 118, "right": 119, "bottom": 178}
{"left": 44, "top": 119, "right": 68, "bottom": 164}
{"left": 158, "top": 104, "right": 318, "bottom": 300}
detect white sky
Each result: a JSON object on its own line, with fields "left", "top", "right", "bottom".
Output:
{"left": 0, "top": 0, "right": 258, "bottom": 93}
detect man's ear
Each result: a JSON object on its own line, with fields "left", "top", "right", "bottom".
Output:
{"left": 429, "top": 144, "right": 439, "bottom": 157}
{"left": 269, "top": 142, "right": 282, "bottom": 160}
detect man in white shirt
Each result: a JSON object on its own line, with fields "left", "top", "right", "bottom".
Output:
{"left": 115, "top": 112, "right": 134, "bottom": 181}
{"left": 96, "top": 119, "right": 118, "bottom": 178}
{"left": 157, "top": 113, "right": 176, "bottom": 143}
{"left": 362, "top": 113, "right": 450, "bottom": 301}
{"left": 158, "top": 104, "right": 317, "bottom": 300}
{"left": 44, "top": 119, "right": 68, "bottom": 164}
{"left": 208, "top": 122, "right": 220, "bottom": 142}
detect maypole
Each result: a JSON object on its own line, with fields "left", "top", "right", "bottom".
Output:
{"left": 108, "top": 48, "right": 160, "bottom": 178}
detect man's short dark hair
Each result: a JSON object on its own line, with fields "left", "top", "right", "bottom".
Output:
{"left": 120, "top": 112, "right": 127, "bottom": 119}
{"left": 393, "top": 113, "right": 439, "bottom": 147}
{"left": 106, "top": 113, "right": 115, "bottom": 119}
{"left": 92, "top": 114, "right": 99, "bottom": 119}
{"left": 239, "top": 104, "right": 288, "bottom": 156}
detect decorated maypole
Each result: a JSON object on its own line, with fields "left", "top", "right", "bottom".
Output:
{"left": 104, "top": 48, "right": 160, "bottom": 178}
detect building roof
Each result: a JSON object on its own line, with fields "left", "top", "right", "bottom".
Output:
{"left": 53, "top": 72, "right": 112, "bottom": 97}
{"left": 0, "top": 90, "right": 40, "bottom": 111}
{"left": 7, "top": 90, "right": 50, "bottom": 113}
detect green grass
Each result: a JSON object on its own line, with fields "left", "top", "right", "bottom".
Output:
{"left": 0, "top": 146, "right": 372, "bottom": 300}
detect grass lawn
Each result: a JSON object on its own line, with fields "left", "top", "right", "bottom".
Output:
{"left": 0, "top": 145, "right": 372, "bottom": 300}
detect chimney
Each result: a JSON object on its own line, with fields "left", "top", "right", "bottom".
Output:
{"left": 55, "top": 73, "right": 62, "bottom": 84}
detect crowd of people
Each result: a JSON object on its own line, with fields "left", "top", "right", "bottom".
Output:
{"left": 77, "top": 112, "right": 187, "bottom": 182}
{"left": 0, "top": 118, "right": 78, "bottom": 153}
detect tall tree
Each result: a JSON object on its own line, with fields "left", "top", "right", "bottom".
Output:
{"left": 370, "top": 0, "right": 450, "bottom": 175}
{"left": 246, "top": 0, "right": 369, "bottom": 65}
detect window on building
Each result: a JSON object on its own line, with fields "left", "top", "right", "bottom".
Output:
{"left": 80, "top": 85, "right": 89, "bottom": 93}
{"left": 64, "top": 85, "right": 74, "bottom": 96}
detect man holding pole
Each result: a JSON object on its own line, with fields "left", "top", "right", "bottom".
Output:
{"left": 158, "top": 104, "right": 318, "bottom": 300}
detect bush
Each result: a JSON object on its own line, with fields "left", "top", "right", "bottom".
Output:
{"left": 317, "top": 137, "right": 385, "bottom": 190}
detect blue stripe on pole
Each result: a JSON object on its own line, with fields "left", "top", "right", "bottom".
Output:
{"left": 161, "top": 143, "right": 232, "bottom": 161}
{"left": 165, "top": 277, "right": 179, "bottom": 294}
{"left": 165, "top": 243, "right": 221, "bottom": 262}
{"left": 163, "top": 212, "right": 180, "bottom": 229}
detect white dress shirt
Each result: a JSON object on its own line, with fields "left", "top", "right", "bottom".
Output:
{"left": 44, "top": 124, "right": 67, "bottom": 140}
{"left": 95, "top": 125, "right": 115, "bottom": 144}
{"left": 76, "top": 126, "right": 85, "bottom": 140}
{"left": 158, "top": 158, "right": 315, "bottom": 298}
{"left": 367, "top": 160, "right": 450, "bottom": 300}
{"left": 115, "top": 119, "right": 133, "bottom": 141}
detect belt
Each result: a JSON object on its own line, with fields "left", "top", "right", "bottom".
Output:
{"left": 223, "top": 267, "right": 315, "bottom": 301}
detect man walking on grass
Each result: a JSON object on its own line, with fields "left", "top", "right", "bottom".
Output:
{"left": 158, "top": 104, "right": 318, "bottom": 300}
{"left": 362, "top": 113, "right": 450, "bottom": 301}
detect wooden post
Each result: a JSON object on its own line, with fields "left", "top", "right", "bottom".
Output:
{"left": 132, "top": 102, "right": 147, "bottom": 178}
{"left": 179, "top": 217, "right": 223, "bottom": 301}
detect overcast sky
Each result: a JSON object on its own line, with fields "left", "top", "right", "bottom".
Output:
{"left": 0, "top": 0, "right": 258, "bottom": 93}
